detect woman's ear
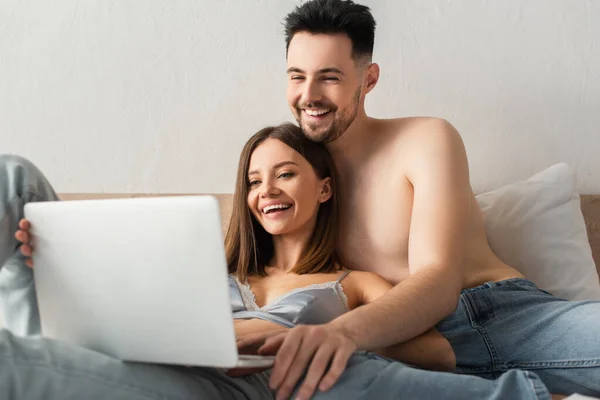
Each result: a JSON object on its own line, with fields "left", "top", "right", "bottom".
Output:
{"left": 318, "top": 177, "right": 333, "bottom": 203}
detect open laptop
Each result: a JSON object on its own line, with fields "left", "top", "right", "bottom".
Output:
{"left": 24, "top": 195, "right": 274, "bottom": 369}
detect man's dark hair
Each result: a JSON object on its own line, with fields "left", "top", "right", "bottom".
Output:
{"left": 284, "top": 0, "right": 376, "bottom": 62}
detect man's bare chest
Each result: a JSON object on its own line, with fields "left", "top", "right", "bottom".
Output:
{"left": 336, "top": 169, "right": 414, "bottom": 278}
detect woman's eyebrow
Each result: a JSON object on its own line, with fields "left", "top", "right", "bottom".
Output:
{"left": 273, "top": 161, "right": 299, "bottom": 169}
{"left": 248, "top": 161, "right": 298, "bottom": 176}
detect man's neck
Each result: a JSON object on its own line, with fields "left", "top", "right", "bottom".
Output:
{"left": 325, "top": 110, "right": 375, "bottom": 173}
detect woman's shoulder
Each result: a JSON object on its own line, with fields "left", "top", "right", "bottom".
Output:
{"left": 339, "top": 269, "right": 393, "bottom": 305}
{"left": 341, "top": 269, "right": 389, "bottom": 284}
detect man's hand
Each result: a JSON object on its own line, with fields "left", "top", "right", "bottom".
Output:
{"left": 239, "top": 324, "right": 358, "bottom": 400}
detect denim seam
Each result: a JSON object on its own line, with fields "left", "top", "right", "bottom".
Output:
{"left": 460, "top": 278, "right": 537, "bottom": 296}
{"left": 476, "top": 289, "right": 507, "bottom": 375}
{"left": 460, "top": 295, "right": 503, "bottom": 375}
{"left": 523, "top": 370, "right": 551, "bottom": 400}
{"left": 480, "top": 289, "right": 496, "bottom": 321}
{"left": 507, "top": 358, "right": 600, "bottom": 369}
{"left": 11, "top": 358, "right": 191, "bottom": 400}
{"left": 525, "top": 372, "right": 538, "bottom": 400}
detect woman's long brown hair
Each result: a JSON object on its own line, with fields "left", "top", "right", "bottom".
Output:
{"left": 225, "top": 122, "right": 341, "bottom": 282}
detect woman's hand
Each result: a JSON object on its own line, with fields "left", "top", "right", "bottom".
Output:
{"left": 235, "top": 319, "right": 289, "bottom": 347}
{"left": 15, "top": 218, "right": 34, "bottom": 268}
{"left": 225, "top": 322, "right": 289, "bottom": 378}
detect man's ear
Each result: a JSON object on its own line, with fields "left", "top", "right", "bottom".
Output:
{"left": 318, "top": 177, "right": 333, "bottom": 203}
{"left": 364, "top": 63, "right": 380, "bottom": 94}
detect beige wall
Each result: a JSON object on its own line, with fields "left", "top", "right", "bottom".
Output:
{"left": 1, "top": 0, "right": 599, "bottom": 195}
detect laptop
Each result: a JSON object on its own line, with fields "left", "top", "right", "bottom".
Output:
{"left": 24, "top": 195, "right": 274, "bottom": 369}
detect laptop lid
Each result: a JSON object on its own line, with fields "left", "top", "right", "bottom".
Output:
{"left": 24, "top": 195, "right": 242, "bottom": 368}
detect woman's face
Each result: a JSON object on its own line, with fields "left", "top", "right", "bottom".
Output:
{"left": 247, "top": 138, "right": 331, "bottom": 238}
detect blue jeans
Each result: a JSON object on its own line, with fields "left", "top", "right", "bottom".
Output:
{"left": 437, "top": 278, "right": 600, "bottom": 396}
{"left": 0, "top": 154, "right": 552, "bottom": 399}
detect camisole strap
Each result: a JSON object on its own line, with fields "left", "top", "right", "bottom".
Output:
{"left": 337, "top": 270, "right": 351, "bottom": 282}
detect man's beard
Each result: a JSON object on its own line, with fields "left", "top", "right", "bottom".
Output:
{"left": 296, "top": 87, "right": 361, "bottom": 144}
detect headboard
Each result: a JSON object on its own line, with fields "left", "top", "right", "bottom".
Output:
{"left": 58, "top": 193, "right": 600, "bottom": 279}
{"left": 581, "top": 195, "right": 600, "bottom": 274}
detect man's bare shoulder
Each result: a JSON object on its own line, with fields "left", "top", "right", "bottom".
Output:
{"left": 373, "top": 117, "right": 465, "bottom": 168}
{"left": 376, "top": 116, "right": 460, "bottom": 141}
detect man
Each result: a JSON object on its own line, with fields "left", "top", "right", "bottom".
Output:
{"left": 238, "top": 0, "right": 600, "bottom": 399}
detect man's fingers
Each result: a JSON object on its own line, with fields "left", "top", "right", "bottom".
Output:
{"left": 318, "top": 348, "right": 353, "bottom": 392}
{"left": 240, "top": 324, "right": 356, "bottom": 399}
{"left": 268, "top": 329, "right": 305, "bottom": 392}
{"left": 25, "top": 259, "right": 33, "bottom": 268}
{"left": 292, "top": 342, "right": 336, "bottom": 400}
{"left": 275, "top": 337, "right": 319, "bottom": 399}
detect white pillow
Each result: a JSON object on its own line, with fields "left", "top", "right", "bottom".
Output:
{"left": 475, "top": 163, "right": 600, "bottom": 301}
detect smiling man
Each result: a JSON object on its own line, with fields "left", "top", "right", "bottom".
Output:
{"left": 237, "top": 0, "right": 600, "bottom": 399}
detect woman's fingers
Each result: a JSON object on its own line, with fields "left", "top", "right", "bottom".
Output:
{"left": 15, "top": 219, "right": 34, "bottom": 268}
{"left": 20, "top": 244, "right": 33, "bottom": 257}
{"left": 15, "top": 230, "right": 30, "bottom": 245}
{"left": 19, "top": 218, "right": 30, "bottom": 230}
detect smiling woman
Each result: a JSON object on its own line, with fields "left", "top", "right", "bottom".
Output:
{"left": 225, "top": 122, "right": 341, "bottom": 283}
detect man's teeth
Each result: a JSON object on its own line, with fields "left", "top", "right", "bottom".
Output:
{"left": 305, "top": 109, "right": 330, "bottom": 116}
{"left": 263, "top": 204, "right": 292, "bottom": 214}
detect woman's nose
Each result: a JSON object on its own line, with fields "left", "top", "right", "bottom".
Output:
{"left": 260, "top": 180, "right": 281, "bottom": 198}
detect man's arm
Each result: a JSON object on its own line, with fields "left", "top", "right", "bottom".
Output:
{"left": 253, "top": 119, "right": 471, "bottom": 400}
{"left": 330, "top": 118, "right": 471, "bottom": 348}
{"left": 352, "top": 271, "right": 456, "bottom": 372}
{"left": 332, "top": 118, "right": 470, "bottom": 344}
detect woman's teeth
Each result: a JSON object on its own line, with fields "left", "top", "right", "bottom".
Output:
{"left": 262, "top": 204, "right": 292, "bottom": 214}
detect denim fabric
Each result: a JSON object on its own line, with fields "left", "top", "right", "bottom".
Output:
{"left": 305, "top": 351, "right": 550, "bottom": 400}
{"left": 0, "top": 155, "right": 59, "bottom": 336}
{"left": 437, "top": 278, "right": 600, "bottom": 396}
{"left": 0, "top": 154, "right": 552, "bottom": 399}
